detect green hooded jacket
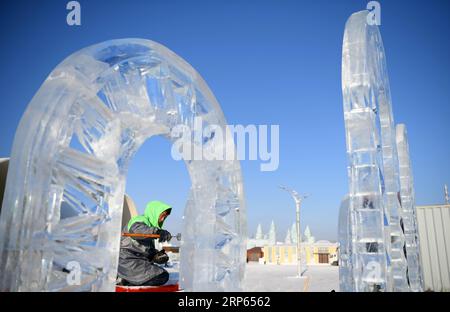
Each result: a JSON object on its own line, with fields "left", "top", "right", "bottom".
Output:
{"left": 127, "top": 200, "right": 172, "bottom": 231}
{"left": 118, "top": 200, "right": 172, "bottom": 285}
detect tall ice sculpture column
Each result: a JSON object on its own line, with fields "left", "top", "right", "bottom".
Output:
{"left": 396, "top": 124, "right": 423, "bottom": 291}
{"left": 374, "top": 30, "right": 410, "bottom": 293}
{"left": 341, "top": 11, "right": 392, "bottom": 292}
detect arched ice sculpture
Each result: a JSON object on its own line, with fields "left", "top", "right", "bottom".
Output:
{"left": 341, "top": 10, "right": 409, "bottom": 291}
{"left": 0, "top": 39, "right": 246, "bottom": 291}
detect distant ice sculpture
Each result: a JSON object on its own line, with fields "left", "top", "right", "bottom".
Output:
{"left": 304, "top": 226, "right": 315, "bottom": 244}
{"left": 284, "top": 228, "right": 292, "bottom": 245}
{"left": 268, "top": 220, "right": 276, "bottom": 245}
{"left": 0, "top": 39, "right": 246, "bottom": 291}
{"left": 396, "top": 124, "right": 423, "bottom": 291}
{"left": 255, "top": 224, "right": 263, "bottom": 240}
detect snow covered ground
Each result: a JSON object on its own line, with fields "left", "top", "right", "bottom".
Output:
{"left": 243, "top": 263, "right": 339, "bottom": 292}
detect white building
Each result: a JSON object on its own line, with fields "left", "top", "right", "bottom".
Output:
{"left": 416, "top": 204, "right": 450, "bottom": 291}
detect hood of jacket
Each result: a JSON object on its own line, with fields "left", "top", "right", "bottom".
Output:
{"left": 128, "top": 200, "right": 172, "bottom": 230}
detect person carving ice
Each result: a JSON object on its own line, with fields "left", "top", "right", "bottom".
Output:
{"left": 117, "top": 200, "right": 173, "bottom": 286}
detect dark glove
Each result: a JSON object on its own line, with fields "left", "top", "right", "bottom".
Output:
{"left": 152, "top": 250, "right": 169, "bottom": 264}
{"left": 157, "top": 229, "right": 172, "bottom": 242}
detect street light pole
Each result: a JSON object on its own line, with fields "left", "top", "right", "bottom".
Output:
{"left": 279, "top": 186, "right": 309, "bottom": 278}
{"left": 295, "top": 198, "right": 302, "bottom": 277}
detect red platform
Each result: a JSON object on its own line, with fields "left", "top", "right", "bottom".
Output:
{"left": 116, "top": 283, "right": 180, "bottom": 292}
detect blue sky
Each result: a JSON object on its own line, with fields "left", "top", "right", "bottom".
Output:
{"left": 0, "top": 0, "right": 449, "bottom": 241}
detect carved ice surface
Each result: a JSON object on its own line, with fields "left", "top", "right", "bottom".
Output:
{"left": 396, "top": 124, "right": 423, "bottom": 292}
{"left": 341, "top": 10, "right": 411, "bottom": 291}
{"left": 338, "top": 195, "right": 354, "bottom": 292}
{"left": 373, "top": 35, "right": 409, "bottom": 293}
{"left": 0, "top": 39, "right": 246, "bottom": 291}
{"left": 342, "top": 11, "right": 391, "bottom": 292}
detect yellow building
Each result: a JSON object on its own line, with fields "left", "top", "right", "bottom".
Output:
{"left": 263, "top": 240, "right": 338, "bottom": 265}
{"left": 311, "top": 240, "right": 338, "bottom": 265}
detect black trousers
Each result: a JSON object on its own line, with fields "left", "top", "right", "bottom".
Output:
{"left": 119, "top": 269, "right": 169, "bottom": 286}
